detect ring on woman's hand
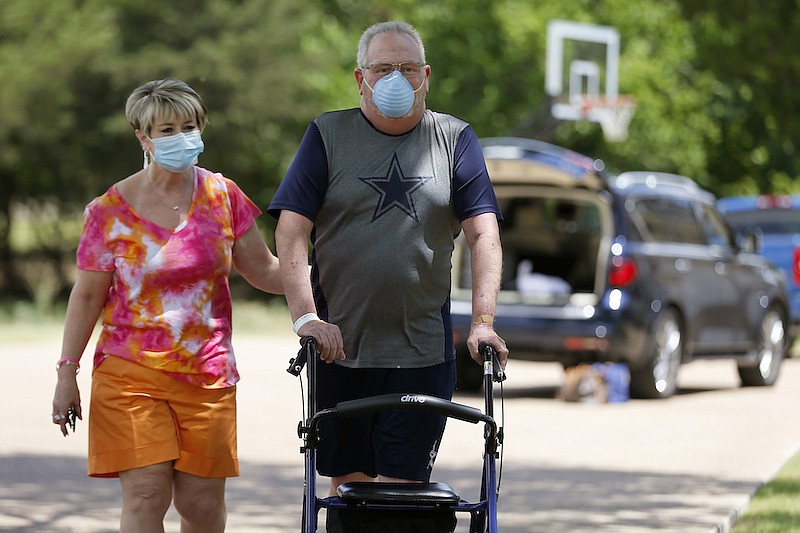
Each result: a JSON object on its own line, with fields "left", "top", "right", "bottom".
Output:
{"left": 52, "top": 414, "right": 66, "bottom": 421}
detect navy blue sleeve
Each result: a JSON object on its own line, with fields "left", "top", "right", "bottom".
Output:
{"left": 267, "top": 121, "right": 328, "bottom": 221}
{"left": 452, "top": 125, "right": 503, "bottom": 222}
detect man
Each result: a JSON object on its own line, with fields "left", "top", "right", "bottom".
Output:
{"left": 268, "top": 20, "right": 507, "bottom": 530}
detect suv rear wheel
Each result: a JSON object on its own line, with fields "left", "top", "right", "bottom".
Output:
{"left": 738, "top": 308, "right": 786, "bottom": 386}
{"left": 630, "top": 308, "right": 683, "bottom": 399}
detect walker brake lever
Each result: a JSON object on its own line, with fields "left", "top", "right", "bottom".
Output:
{"left": 479, "top": 342, "right": 506, "bottom": 382}
{"left": 287, "top": 336, "right": 317, "bottom": 376}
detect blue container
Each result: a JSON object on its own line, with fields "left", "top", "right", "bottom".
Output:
{"left": 593, "top": 362, "right": 630, "bottom": 403}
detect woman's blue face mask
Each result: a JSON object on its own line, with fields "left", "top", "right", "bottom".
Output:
{"left": 149, "top": 131, "right": 204, "bottom": 172}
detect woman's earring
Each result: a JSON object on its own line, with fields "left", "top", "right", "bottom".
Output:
{"left": 142, "top": 150, "right": 151, "bottom": 169}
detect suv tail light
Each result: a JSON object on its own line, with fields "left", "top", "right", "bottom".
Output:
{"left": 794, "top": 248, "right": 800, "bottom": 286}
{"left": 757, "top": 195, "right": 793, "bottom": 209}
{"left": 608, "top": 257, "right": 637, "bottom": 287}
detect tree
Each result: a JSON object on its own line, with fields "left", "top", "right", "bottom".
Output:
{"left": 0, "top": 0, "right": 326, "bottom": 299}
{"left": 311, "top": 0, "right": 717, "bottom": 181}
{"left": 677, "top": 0, "right": 800, "bottom": 194}
{"left": 3, "top": 0, "right": 799, "bottom": 303}
{"left": 0, "top": 0, "right": 120, "bottom": 296}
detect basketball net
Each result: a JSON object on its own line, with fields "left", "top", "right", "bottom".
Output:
{"left": 581, "top": 96, "right": 636, "bottom": 142}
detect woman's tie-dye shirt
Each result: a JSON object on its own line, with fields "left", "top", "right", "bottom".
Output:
{"left": 77, "top": 167, "right": 260, "bottom": 388}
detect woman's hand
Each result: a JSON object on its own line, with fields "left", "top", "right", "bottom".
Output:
{"left": 52, "top": 367, "right": 82, "bottom": 437}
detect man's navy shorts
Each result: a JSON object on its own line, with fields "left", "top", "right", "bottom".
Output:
{"left": 315, "top": 359, "right": 457, "bottom": 481}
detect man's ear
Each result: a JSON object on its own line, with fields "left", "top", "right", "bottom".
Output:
{"left": 354, "top": 68, "right": 365, "bottom": 95}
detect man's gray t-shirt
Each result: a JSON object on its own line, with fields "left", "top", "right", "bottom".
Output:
{"left": 269, "top": 109, "right": 500, "bottom": 368}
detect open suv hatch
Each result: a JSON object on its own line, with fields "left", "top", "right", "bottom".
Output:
{"left": 451, "top": 138, "right": 790, "bottom": 399}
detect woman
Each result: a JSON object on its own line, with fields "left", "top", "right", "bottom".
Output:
{"left": 50, "top": 78, "right": 282, "bottom": 532}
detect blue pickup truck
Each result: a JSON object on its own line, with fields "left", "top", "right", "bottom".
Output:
{"left": 717, "top": 195, "right": 800, "bottom": 333}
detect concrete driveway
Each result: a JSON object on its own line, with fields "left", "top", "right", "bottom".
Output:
{"left": 2, "top": 332, "right": 799, "bottom": 532}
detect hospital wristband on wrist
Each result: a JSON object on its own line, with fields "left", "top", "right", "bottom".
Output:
{"left": 293, "top": 312, "right": 321, "bottom": 335}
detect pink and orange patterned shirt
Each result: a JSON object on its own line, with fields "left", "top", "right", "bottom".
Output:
{"left": 77, "top": 167, "right": 260, "bottom": 388}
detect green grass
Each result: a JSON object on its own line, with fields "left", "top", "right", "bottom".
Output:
{"left": 231, "top": 298, "right": 292, "bottom": 336}
{"left": 731, "top": 450, "right": 800, "bottom": 532}
{"left": 1, "top": 300, "right": 68, "bottom": 342}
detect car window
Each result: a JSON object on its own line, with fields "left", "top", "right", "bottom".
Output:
{"left": 697, "top": 204, "right": 733, "bottom": 247}
{"left": 623, "top": 208, "right": 644, "bottom": 241}
{"left": 723, "top": 209, "right": 800, "bottom": 235}
{"left": 633, "top": 198, "right": 705, "bottom": 244}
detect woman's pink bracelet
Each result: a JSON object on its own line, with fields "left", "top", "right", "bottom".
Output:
{"left": 56, "top": 357, "right": 81, "bottom": 373}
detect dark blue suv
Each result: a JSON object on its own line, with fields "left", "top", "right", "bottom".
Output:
{"left": 717, "top": 195, "right": 800, "bottom": 335}
{"left": 451, "top": 138, "right": 791, "bottom": 399}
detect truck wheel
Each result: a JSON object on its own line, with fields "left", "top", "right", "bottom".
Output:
{"left": 630, "top": 308, "right": 682, "bottom": 399}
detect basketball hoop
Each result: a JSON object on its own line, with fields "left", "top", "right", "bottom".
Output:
{"left": 581, "top": 96, "right": 636, "bottom": 142}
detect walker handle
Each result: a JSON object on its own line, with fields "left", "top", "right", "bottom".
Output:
{"left": 479, "top": 342, "right": 506, "bottom": 382}
{"left": 286, "top": 336, "right": 317, "bottom": 376}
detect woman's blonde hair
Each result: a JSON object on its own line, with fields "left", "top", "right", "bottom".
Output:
{"left": 125, "top": 78, "right": 208, "bottom": 136}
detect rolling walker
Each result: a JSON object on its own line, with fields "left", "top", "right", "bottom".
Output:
{"left": 287, "top": 337, "right": 505, "bottom": 532}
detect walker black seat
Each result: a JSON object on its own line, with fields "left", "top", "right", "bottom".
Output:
{"left": 337, "top": 482, "right": 460, "bottom": 505}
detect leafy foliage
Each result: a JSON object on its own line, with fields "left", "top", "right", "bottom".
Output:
{"left": 678, "top": 0, "right": 800, "bottom": 195}
{"left": 1, "top": 0, "right": 799, "bottom": 301}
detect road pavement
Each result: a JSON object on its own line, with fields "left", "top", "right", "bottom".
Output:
{"left": 2, "top": 332, "right": 800, "bottom": 532}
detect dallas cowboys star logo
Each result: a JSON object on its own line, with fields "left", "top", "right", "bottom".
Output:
{"left": 360, "top": 153, "right": 432, "bottom": 221}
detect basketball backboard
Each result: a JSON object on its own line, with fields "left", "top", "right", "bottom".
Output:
{"left": 545, "top": 19, "right": 634, "bottom": 141}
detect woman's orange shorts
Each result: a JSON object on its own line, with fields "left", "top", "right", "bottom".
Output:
{"left": 88, "top": 356, "right": 238, "bottom": 479}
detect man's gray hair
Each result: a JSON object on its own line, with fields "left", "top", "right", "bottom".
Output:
{"left": 357, "top": 21, "right": 426, "bottom": 67}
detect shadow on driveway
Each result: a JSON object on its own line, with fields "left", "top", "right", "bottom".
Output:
{"left": 1, "top": 454, "right": 751, "bottom": 532}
